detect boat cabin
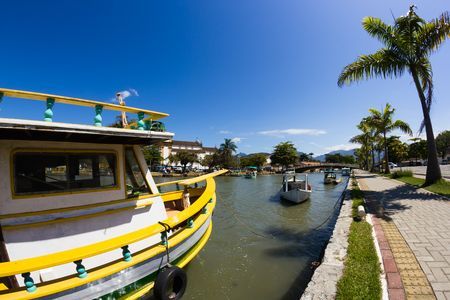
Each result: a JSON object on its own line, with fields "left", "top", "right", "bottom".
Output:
{"left": 0, "top": 88, "right": 224, "bottom": 299}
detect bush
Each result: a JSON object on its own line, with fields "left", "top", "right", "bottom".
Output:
{"left": 391, "top": 170, "right": 413, "bottom": 179}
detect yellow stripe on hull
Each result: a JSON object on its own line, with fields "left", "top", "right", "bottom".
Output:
{"left": 121, "top": 221, "right": 213, "bottom": 300}
{"left": 0, "top": 194, "right": 216, "bottom": 300}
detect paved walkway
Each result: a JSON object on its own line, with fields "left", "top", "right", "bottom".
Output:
{"left": 356, "top": 170, "right": 450, "bottom": 300}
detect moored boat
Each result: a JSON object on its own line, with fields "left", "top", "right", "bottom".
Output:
{"left": 341, "top": 167, "right": 351, "bottom": 176}
{"left": 0, "top": 88, "right": 226, "bottom": 300}
{"left": 283, "top": 168, "right": 296, "bottom": 175}
{"left": 280, "top": 174, "right": 312, "bottom": 204}
{"left": 324, "top": 169, "right": 341, "bottom": 184}
{"left": 244, "top": 167, "right": 257, "bottom": 179}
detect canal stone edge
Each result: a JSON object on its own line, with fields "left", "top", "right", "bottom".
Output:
{"left": 300, "top": 181, "right": 353, "bottom": 300}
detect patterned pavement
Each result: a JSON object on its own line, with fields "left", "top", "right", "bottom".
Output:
{"left": 356, "top": 171, "right": 450, "bottom": 300}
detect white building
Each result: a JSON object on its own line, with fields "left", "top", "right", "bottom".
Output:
{"left": 159, "top": 140, "right": 217, "bottom": 170}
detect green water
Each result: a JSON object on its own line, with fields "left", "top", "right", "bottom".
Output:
{"left": 155, "top": 173, "right": 347, "bottom": 300}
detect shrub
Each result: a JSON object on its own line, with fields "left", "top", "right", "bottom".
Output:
{"left": 391, "top": 170, "right": 413, "bottom": 178}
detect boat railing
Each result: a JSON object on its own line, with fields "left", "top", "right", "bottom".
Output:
{"left": 0, "top": 169, "right": 227, "bottom": 298}
{"left": 0, "top": 88, "right": 168, "bottom": 130}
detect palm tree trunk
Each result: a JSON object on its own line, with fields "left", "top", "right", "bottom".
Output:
{"left": 410, "top": 68, "right": 442, "bottom": 185}
{"left": 371, "top": 144, "right": 375, "bottom": 172}
{"left": 377, "top": 149, "right": 381, "bottom": 171}
{"left": 384, "top": 131, "right": 390, "bottom": 174}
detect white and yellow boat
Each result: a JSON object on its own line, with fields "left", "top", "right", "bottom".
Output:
{"left": 0, "top": 88, "right": 226, "bottom": 300}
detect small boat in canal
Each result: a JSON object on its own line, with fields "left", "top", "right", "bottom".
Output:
{"left": 280, "top": 173, "right": 312, "bottom": 204}
{"left": 341, "top": 167, "right": 351, "bottom": 176}
{"left": 324, "top": 169, "right": 341, "bottom": 184}
{"left": 0, "top": 88, "right": 226, "bottom": 300}
{"left": 244, "top": 167, "right": 257, "bottom": 179}
{"left": 283, "top": 167, "right": 296, "bottom": 175}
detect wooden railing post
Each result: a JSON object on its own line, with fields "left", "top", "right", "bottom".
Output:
{"left": 44, "top": 98, "right": 55, "bottom": 122}
{"left": 94, "top": 105, "right": 103, "bottom": 126}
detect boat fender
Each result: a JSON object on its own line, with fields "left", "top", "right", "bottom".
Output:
{"left": 154, "top": 266, "right": 187, "bottom": 300}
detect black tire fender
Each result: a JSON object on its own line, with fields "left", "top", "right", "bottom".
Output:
{"left": 154, "top": 266, "right": 187, "bottom": 300}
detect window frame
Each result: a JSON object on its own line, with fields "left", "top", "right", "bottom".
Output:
{"left": 10, "top": 148, "right": 121, "bottom": 199}
{"left": 123, "top": 146, "right": 152, "bottom": 199}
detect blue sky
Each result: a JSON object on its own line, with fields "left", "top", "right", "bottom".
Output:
{"left": 0, "top": 1, "right": 449, "bottom": 155}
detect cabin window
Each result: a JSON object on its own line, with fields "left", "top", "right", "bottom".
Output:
{"left": 124, "top": 148, "right": 149, "bottom": 198}
{"left": 13, "top": 152, "right": 117, "bottom": 195}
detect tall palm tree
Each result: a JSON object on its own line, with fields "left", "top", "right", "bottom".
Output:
{"left": 338, "top": 6, "right": 449, "bottom": 185}
{"left": 368, "top": 103, "right": 412, "bottom": 174}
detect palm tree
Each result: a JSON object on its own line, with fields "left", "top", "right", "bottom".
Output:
{"left": 350, "top": 119, "right": 374, "bottom": 171}
{"left": 219, "top": 138, "right": 237, "bottom": 168}
{"left": 368, "top": 103, "right": 412, "bottom": 174}
{"left": 338, "top": 6, "right": 449, "bottom": 184}
{"left": 220, "top": 138, "right": 237, "bottom": 155}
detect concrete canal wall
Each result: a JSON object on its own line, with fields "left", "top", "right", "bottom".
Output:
{"left": 300, "top": 181, "right": 353, "bottom": 300}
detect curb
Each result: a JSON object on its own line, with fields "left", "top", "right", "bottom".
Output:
{"left": 300, "top": 180, "right": 353, "bottom": 300}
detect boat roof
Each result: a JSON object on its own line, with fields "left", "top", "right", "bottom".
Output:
{"left": 0, "top": 118, "right": 174, "bottom": 144}
{"left": 0, "top": 88, "right": 169, "bottom": 120}
{"left": 0, "top": 88, "right": 174, "bottom": 144}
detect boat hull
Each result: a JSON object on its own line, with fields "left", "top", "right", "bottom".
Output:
{"left": 280, "top": 189, "right": 311, "bottom": 204}
{"left": 47, "top": 217, "right": 212, "bottom": 300}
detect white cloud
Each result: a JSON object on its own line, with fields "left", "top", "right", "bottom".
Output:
{"left": 231, "top": 137, "right": 245, "bottom": 143}
{"left": 325, "top": 144, "right": 360, "bottom": 152}
{"left": 219, "top": 130, "right": 231, "bottom": 134}
{"left": 258, "top": 128, "right": 327, "bottom": 138}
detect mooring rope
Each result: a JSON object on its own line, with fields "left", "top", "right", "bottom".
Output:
{"left": 158, "top": 221, "right": 173, "bottom": 266}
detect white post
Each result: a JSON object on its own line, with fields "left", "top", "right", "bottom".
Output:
{"left": 116, "top": 93, "right": 128, "bottom": 127}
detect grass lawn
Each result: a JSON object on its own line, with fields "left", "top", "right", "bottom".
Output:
{"left": 336, "top": 185, "right": 381, "bottom": 300}
{"left": 394, "top": 176, "right": 450, "bottom": 198}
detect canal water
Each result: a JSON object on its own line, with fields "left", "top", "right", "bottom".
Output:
{"left": 156, "top": 173, "right": 348, "bottom": 300}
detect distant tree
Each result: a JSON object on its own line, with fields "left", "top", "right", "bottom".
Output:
{"left": 172, "top": 151, "right": 197, "bottom": 173}
{"left": 199, "top": 153, "right": 220, "bottom": 171}
{"left": 436, "top": 130, "right": 450, "bottom": 159}
{"left": 350, "top": 117, "right": 378, "bottom": 172}
{"left": 298, "top": 152, "right": 310, "bottom": 161}
{"left": 325, "top": 153, "right": 355, "bottom": 164}
{"left": 338, "top": 6, "right": 450, "bottom": 184}
{"left": 270, "top": 142, "right": 298, "bottom": 169}
{"left": 409, "top": 138, "right": 428, "bottom": 162}
{"left": 218, "top": 138, "right": 238, "bottom": 168}
{"left": 240, "top": 153, "right": 267, "bottom": 169}
{"left": 387, "top": 136, "right": 409, "bottom": 163}
{"left": 142, "top": 145, "right": 162, "bottom": 168}
{"left": 367, "top": 103, "right": 412, "bottom": 174}
{"left": 354, "top": 148, "right": 368, "bottom": 169}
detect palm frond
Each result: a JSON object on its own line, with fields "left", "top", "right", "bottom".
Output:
{"left": 338, "top": 49, "right": 407, "bottom": 86}
{"left": 417, "top": 12, "right": 450, "bottom": 56}
{"left": 392, "top": 120, "right": 413, "bottom": 136}
{"left": 362, "top": 17, "right": 397, "bottom": 48}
